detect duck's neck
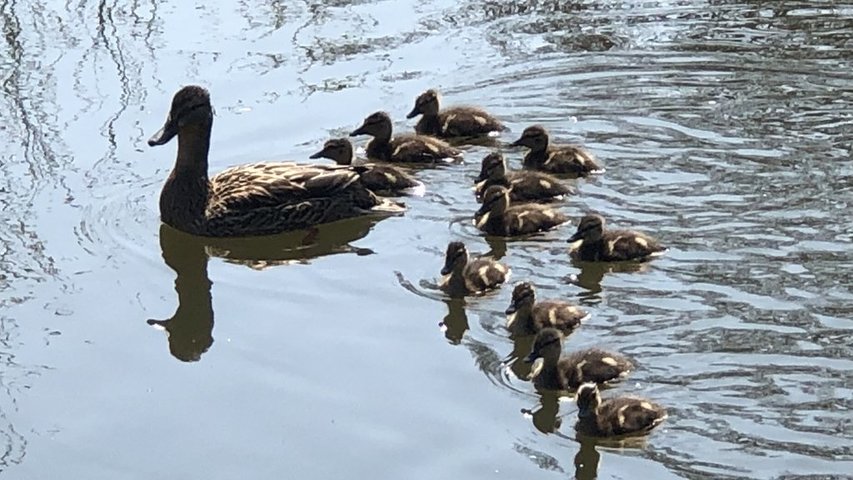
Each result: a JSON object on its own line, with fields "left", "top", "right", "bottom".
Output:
{"left": 416, "top": 114, "right": 441, "bottom": 136}
{"left": 446, "top": 264, "right": 469, "bottom": 294}
{"left": 513, "top": 305, "right": 534, "bottom": 333}
{"left": 160, "top": 123, "right": 212, "bottom": 235}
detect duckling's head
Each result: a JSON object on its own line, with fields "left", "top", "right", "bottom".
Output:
{"left": 350, "top": 111, "right": 393, "bottom": 138}
{"left": 441, "top": 241, "right": 469, "bottom": 275}
{"left": 148, "top": 85, "right": 213, "bottom": 147}
{"left": 506, "top": 282, "right": 536, "bottom": 315}
{"left": 476, "top": 152, "right": 508, "bottom": 182}
{"left": 575, "top": 383, "right": 602, "bottom": 416}
{"left": 476, "top": 185, "right": 511, "bottom": 224}
{"left": 309, "top": 138, "right": 354, "bottom": 165}
{"left": 406, "top": 89, "right": 441, "bottom": 118}
{"left": 567, "top": 214, "right": 606, "bottom": 249}
{"left": 511, "top": 125, "right": 549, "bottom": 151}
{"left": 524, "top": 327, "right": 564, "bottom": 364}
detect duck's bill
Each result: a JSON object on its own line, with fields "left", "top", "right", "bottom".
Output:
{"left": 148, "top": 116, "right": 178, "bottom": 146}
{"left": 405, "top": 107, "right": 419, "bottom": 119}
{"left": 440, "top": 265, "right": 452, "bottom": 275}
{"left": 510, "top": 138, "right": 524, "bottom": 147}
{"left": 505, "top": 303, "right": 518, "bottom": 315}
{"left": 524, "top": 350, "right": 540, "bottom": 364}
{"left": 308, "top": 149, "right": 327, "bottom": 159}
{"left": 349, "top": 126, "right": 367, "bottom": 136}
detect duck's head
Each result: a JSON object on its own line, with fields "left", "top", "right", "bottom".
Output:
{"left": 524, "top": 327, "right": 563, "bottom": 364}
{"left": 477, "top": 152, "right": 507, "bottom": 182}
{"left": 350, "top": 111, "right": 392, "bottom": 138}
{"left": 475, "top": 185, "right": 511, "bottom": 226}
{"left": 511, "top": 125, "right": 549, "bottom": 151}
{"left": 406, "top": 89, "right": 440, "bottom": 119}
{"left": 148, "top": 85, "right": 213, "bottom": 147}
{"left": 506, "top": 281, "right": 536, "bottom": 328}
{"left": 568, "top": 214, "right": 605, "bottom": 250}
{"left": 441, "top": 241, "right": 469, "bottom": 275}
{"left": 309, "top": 138, "right": 354, "bottom": 165}
{"left": 575, "top": 383, "right": 602, "bottom": 417}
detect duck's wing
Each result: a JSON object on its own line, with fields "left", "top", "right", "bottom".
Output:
{"left": 209, "top": 162, "right": 362, "bottom": 211}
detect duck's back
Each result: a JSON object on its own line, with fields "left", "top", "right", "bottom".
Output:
{"left": 506, "top": 171, "right": 572, "bottom": 202}
{"left": 462, "top": 258, "right": 509, "bottom": 292}
{"left": 202, "top": 162, "right": 387, "bottom": 236}
{"left": 524, "top": 145, "right": 600, "bottom": 176}
{"left": 504, "top": 204, "right": 568, "bottom": 235}
{"left": 558, "top": 348, "right": 632, "bottom": 388}
{"left": 590, "top": 229, "right": 666, "bottom": 261}
{"left": 578, "top": 397, "right": 667, "bottom": 437}
{"left": 531, "top": 301, "right": 588, "bottom": 333}
{"left": 371, "top": 134, "right": 460, "bottom": 163}
{"left": 422, "top": 106, "right": 503, "bottom": 138}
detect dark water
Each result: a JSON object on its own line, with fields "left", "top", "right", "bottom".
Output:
{"left": 1, "top": 0, "right": 852, "bottom": 478}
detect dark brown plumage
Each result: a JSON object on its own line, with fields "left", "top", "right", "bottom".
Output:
{"left": 512, "top": 125, "right": 602, "bottom": 177}
{"left": 309, "top": 138, "right": 423, "bottom": 196}
{"left": 439, "top": 241, "right": 510, "bottom": 297}
{"left": 505, "top": 282, "right": 589, "bottom": 336}
{"left": 575, "top": 383, "right": 668, "bottom": 438}
{"left": 148, "top": 86, "right": 404, "bottom": 237}
{"left": 406, "top": 88, "right": 505, "bottom": 138}
{"left": 475, "top": 185, "right": 568, "bottom": 237}
{"left": 475, "top": 152, "right": 573, "bottom": 202}
{"left": 568, "top": 214, "right": 667, "bottom": 262}
{"left": 524, "top": 328, "right": 632, "bottom": 391}
{"left": 350, "top": 111, "right": 462, "bottom": 164}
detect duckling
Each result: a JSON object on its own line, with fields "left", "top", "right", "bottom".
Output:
{"left": 439, "top": 241, "right": 509, "bottom": 296}
{"left": 350, "top": 111, "right": 462, "bottom": 164}
{"left": 475, "top": 152, "right": 573, "bottom": 202}
{"left": 575, "top": 383, "right": 668, "bottom": 438}
{"left": 567, "top": 214, "right": 667, "bottom": 262}
{"left": 512, "top": 125, "right": 602, "bottom": 177}
{"left": 406, "top": 88, "right": 505, "bottom": 138}
{"left": 309, "top": 138, "right": 423, "bottom": 196}
{"left": 524, "top": 328, "right": 632, "bottom": 391}
{"left": 505, "top": 282, "right": 589, "bottom": 336}
{"left": 475, "top": 185, "right": 568, "bottom": 237}
{"left": 148, "top": 86, "right": 404, "bottom": 237}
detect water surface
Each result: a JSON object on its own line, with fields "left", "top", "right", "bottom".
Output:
{"left": 1, "top": 0, "right": 851, "bottom": 478}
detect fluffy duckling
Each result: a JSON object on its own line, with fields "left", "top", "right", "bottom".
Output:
{"left": 567, "top": 214, "right": 667, "bottom": 262}
{"left": 439, "top": 241, "right": 509, "bottom": 296}
{"left": 350, "top": 111, "right": 462, "bottom": 164}
{"left": 575, "top": 383, "right": 668, "bottom": 438}
{"left": 524, "top": 328, "right": 632, "bottom": 391}
{"left": 148, "top": 86, "right": 404, "bottom": 237}
{"left": 475, "top": 185, "right": 568, "bottom": 237}
{"left": 512, "top": 125, "right": 602, "bottom": 177}
{"left": 505, "top": 282, "right": 590, "bottom": 336}
{"left": 406, "top": 88, "right": 505, "bottom": 138}
{"left": 309, "top": 138, "right": 423, "bottom": 196}
{"left": 475, "top": 152, "right": 573, "bottom": 202}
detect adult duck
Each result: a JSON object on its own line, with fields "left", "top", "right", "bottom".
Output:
{"left": 148, "top": 86, "right": 403, "bottom": 237}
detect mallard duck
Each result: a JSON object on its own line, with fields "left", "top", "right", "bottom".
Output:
{"left": 475, "top": 152, "right": 573, "bottom": 202}
{"left": 512, "top": 125, "right": 602, "bottom": 176}
{"left": 147, "top": 86, "right": 404, "bottom": 237}
{"left": 575, "top": 383, "right": 668, "bottom": 438}
{"left": 406, "top": 88, "right": 505, "bottom": 138}
{"left": 439, "top": 241, "right": 509, "bottom": 296}
{"left": 505, "top": 282, "right": 590, "bottom": 336}
{"left": 309, "top": 138, "right": 423, "bottom": 196}
{"left": 524, "top": 328, "right": 632, "bottom": 391}
{"left": 568, "top": 214, "right": 667, "bottom": 262}
{"left": 350, "top": 111, "right": 462, "bottom": 164}
{"left": 475, "top": 185, "right": 568, "bottom": 237}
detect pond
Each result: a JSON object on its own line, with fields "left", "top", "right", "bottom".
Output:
{"left": 0, "top": 0, "right": 851, "bottom": 478}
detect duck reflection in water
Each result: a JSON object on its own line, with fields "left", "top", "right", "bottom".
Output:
{"left": 573, "top": 438, "right": 601, "bottom": 480}
{"left": 148, "top": 217, "right": 380, "bottom": 361}
{"left": 439, "top": 297, "right": 469, "bottom": 344}
{"left": 521, "top": 391, "right": 563, "bottom": 434}
{"left": 568, "top": 261, "right": 650, "bottom": 302}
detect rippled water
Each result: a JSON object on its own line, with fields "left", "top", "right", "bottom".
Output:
{"left": 1, "top": 0, "right": 851, "bottom": 478}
